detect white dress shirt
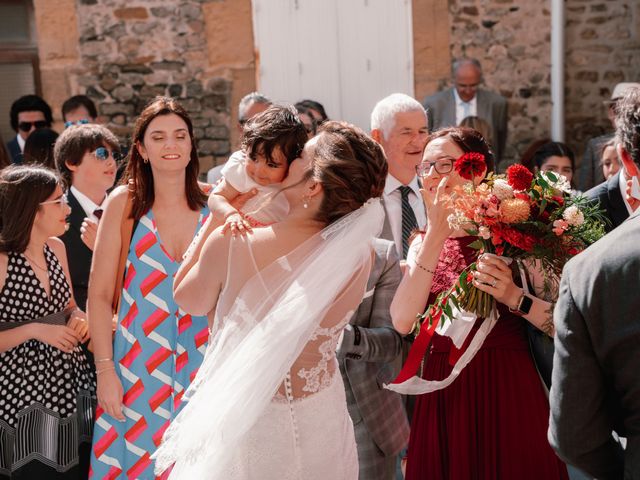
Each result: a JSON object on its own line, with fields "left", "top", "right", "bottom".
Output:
{"left": 70, "top": 186, "right": 105, "bottom": 222}
{"left": 454, "top": 89, "right": 478, "bottom": 125}
{"left": 383, "top": 174, "right": 427, "bottom": 259}
{"left": 16, "top": 134, "right": 25, "bottom": 153}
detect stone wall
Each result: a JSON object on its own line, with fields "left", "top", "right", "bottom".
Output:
{"left": 34, "top": 0, "right": 256, "bottom": 173}
{"left": 565, "top": 0, "right": 640, "bottom": 154}
{"left": 422, "top": 0, "right": 640, "bottom": 169}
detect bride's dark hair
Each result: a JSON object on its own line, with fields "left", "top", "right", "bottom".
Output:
{"left": 310, "top": 121, "right": 387, "bottom": 224}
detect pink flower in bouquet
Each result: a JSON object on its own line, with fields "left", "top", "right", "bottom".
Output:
{"left": 553, "top": 219, "right": 569, "bottom": 236}
{"left": 499, "top": 198, "right": 530, "bottom": 224}
{"left": 454, "top": 152, "right": 486, "bottom": 181}
{"left": 506, "top": 164, "right": 534, "bottom": 191}
{"left": 478, "top": 226, "right": 491, "bottom": 239}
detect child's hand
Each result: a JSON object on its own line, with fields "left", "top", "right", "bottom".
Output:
{"left": 222, "top": 212, "right": 253, "bottom": 236}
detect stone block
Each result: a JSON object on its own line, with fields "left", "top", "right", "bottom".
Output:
{"left": 202, "top": 0, "right": 255, "bottom": 68}
{"left": 86, "top": 86, "right": 106, "bottom": 101}
{"left": 192, "top": 117, "right": 211, "bottom": 128}
{"left": 179, "top": 4, "right": 202, "bottom": 21}
{"left": 101, "top": 103, "right": 135, "bottom": 116}
{"left": 206, "top": 78, "right": 231, "bottom": 94}
{"left": 140, "top": 85, "right": 167, "bottom": 98}
{"left": 121, "top": 64, "right": 154, "bottom": 74}
{"left": 575, "top": 70, "right": 599, "bottom": 82}
{"left": 114, "top": 7, "right": 149, "bottom": 20}
{"left": 151, "top": 7, "right": 173, "bottom": 18}
{"left": 168, "top": 84, "right": 183, "bottom": 97}
{"left": 206, "top": 126, "right": 229, "bottom": 139}
{"left": 151, "top": 61, "right": 185, "bottom": 71}
{"left": 202, "top": 94, "right": 228, "bottom": 111}
{"left": 111, "top": 114, "right": 127, "bottom": 125}
{"left": 112, "top": 85, "right": 135, "bottom": 102}
{"left": 120, "top": 73, "right": 146, "bottom": 87}
{"left": 187, "top": 81, "right": 204, "bottom": 97}
{"left": 33, "top": 0, "right": 80, "bottom": 62}
{"left": 198, "top": 140, "right": 230, "bottom": 156}
{"left": 181, "top": 98, "right": 203, "bottom": 112}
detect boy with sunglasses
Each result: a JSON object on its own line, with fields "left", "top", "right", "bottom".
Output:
{"left": 6, "top": 94, "right": 53, "bottom": 164}
{"left": 54, "top": 123, "right": 122, "bottom": 311}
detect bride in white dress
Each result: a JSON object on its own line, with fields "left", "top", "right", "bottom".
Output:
{"left": 153, "top": 121, "right": 388, "bottom": 479}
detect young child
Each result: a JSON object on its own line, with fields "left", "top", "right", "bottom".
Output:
{"left": 209, "top": 105, "right": 308, "bottom": 231}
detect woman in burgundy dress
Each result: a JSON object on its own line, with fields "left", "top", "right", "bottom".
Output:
{"left": 391, "top": 127, "right": 568, "bottom": 479}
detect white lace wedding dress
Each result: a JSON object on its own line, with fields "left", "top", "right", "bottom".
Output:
{"left": 154, "top": 200, "right": 384, "bottom": 479}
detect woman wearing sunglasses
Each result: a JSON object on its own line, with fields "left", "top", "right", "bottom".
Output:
{"left": 0, "top": 165, "right": 96, "bottom": 478}
{"left": 55, "top": 123, "right": 121, "bottom": 312}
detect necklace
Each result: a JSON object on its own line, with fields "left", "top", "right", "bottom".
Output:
{"left": 23, "top": 252, "right": 48, "bottom": 271}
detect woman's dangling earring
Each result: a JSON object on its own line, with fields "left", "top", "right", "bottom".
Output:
{"left": 302, "top": 196, "right": 309, "bottom": 209}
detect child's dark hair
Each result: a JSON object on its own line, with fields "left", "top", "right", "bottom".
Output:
{"left": 241, "top": 105, "right": 308, "bottom": 166}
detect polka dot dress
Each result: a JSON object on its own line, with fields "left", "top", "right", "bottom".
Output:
{"left": 0, "top": 245, "right": 96, "bottom": 475}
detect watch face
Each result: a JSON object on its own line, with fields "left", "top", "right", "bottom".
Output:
{"left": 520, "top": 294, "right": 533, "bottom": 315}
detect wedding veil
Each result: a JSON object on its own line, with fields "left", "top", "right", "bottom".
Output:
{"left": 153, "top": 198, "right": 384, "bottom": 478}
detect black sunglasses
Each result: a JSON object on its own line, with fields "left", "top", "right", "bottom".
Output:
{"left": 18, "top": 120, "right": 49, "bottom": 132}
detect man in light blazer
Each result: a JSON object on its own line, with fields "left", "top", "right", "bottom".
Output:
{"left": 549, "top": 87, "right": 640, "bottom": 479}
{"left": 423, "top": 58, "right": 508, "bottom": 169}
{"left": 338, "top": 238, "right": 410, "bottom": 480}
{"left": 370, "top": 93, "right": 428, "bottom": 261}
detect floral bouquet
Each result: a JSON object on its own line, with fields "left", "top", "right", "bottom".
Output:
{"left": 417, "top": 155, "right": 607, "bottom": 330}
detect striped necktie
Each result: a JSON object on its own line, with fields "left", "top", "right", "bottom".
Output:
{"left": 398, "top": 185, "right": 418, "bottom": 258}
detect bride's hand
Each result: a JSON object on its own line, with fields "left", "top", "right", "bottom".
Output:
{"left": 421, "top": 176, "right": 454, "bottom": 242}
{"left": 472, "top": 254, "right": 522, "bottom": 309}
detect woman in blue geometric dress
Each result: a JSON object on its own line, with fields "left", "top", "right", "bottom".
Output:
{"left": 88, "top": 97, "right": 210, "bottom": 479}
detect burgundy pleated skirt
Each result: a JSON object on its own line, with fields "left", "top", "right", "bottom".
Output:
{"left": 405, "top": 313, "right": 568, "bottom": 480}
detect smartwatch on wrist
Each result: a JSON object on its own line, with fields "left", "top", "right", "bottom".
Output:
{"left": 509, "top": 291, "right": 533, "bottom": 316}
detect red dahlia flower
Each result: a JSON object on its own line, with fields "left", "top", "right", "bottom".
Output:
{"left": 454, "top": 152, "right": 486, "bottom": 181}
{"left": 506, "top": 164, "right": 534, "bottom": 191}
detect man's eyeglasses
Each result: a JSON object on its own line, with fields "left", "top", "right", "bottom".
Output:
{"left": 416, "top": 160, "right": 454, "bottom": 177}
{"left": 93, "top": 147, "right": 122, "bottom": 162}
{"left": 40, "top": 193, "right": 69, "bottom": 208}
{"left": 18, "top": 121, "right": 48, "bottom": 132}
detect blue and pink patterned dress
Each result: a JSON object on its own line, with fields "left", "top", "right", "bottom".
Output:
{"left": 90, "top": 207, "right": 210, "bottom": 480}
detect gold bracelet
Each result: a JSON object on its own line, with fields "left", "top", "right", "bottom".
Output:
{"left": 96, "top": 366, "right": 116, "bottom": 375}
{"left": 415, "top": 260, "right": 436, "bottom": 274}
{"left": 95, "top": 358, "right": 113, "bottom": 364}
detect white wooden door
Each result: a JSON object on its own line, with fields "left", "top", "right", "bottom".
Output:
{"left": 251, "top": 0, "right": 414, "bottom": 131}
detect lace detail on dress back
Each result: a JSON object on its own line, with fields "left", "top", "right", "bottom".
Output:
{"left": 212, "top": 235, "right": 368, "bottom": 402}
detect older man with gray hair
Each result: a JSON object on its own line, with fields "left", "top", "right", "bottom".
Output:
{"left": 423, "top": 58, "right": 507, "bottom": 169}
{"left": 370, "top": 93, "right": 428, "bottom": 260}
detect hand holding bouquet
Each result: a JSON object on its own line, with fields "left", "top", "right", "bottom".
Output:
{"left": 416, "top": 156, "right": 607, "bottom": 331}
